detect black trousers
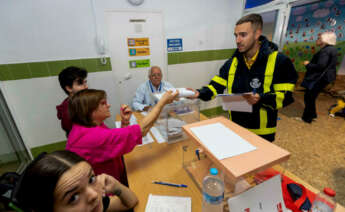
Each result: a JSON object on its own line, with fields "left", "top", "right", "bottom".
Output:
{"left": 259, "top": 133, "right": 275, "bottom": 142}
{"left": 302, "top": 79, "right": 329, "bottom": 123}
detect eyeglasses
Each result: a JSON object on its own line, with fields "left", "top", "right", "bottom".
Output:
{"left": 150, "top": 74, "right": 162, "bottom": 77}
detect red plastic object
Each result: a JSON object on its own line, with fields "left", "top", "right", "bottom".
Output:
{"left": 324, "top": 188, "right": 336, "bottom": 197}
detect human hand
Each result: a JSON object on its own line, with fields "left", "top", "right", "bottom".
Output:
{"left": 303, "top": 61, "right": 310, "bottom": 66}
{"left": 242, "top": 93, "right": 260, "bottom": 105}
{"left": 120, "top": 104, "right": 132, "bottom": 126}
{"left": 97, "top": 174, "right": 121, "bottom": 195}
{"left": 160, "top": 90, "right": 179, "bottom": 105}
{"left": 186, "top": 88, "right": 199, "bottom": 99}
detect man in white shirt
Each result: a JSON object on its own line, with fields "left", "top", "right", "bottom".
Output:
{"left": 132, "top": 66, "right": 174, "bottom": 111}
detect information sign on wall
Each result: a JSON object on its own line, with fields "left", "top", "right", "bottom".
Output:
{"left": 167, "top": 38, "right": 183, "bottom": 52}
{"left": 127, "top": 38, "right": 150, "bottom": 47}
{"left": 128, "top": 48, "right": 150, "bottom": 56}
{"left": 129, "top": 59, "right": 150, "bottom": 68}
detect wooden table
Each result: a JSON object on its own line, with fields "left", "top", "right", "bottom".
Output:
{"left": 123, "top": 113, "right": 345, "bottom": 212}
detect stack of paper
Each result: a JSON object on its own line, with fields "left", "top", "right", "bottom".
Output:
{"left": 217, "top": 93, "right": 252, "bottom": 112}
{"left": 145, "top": 194, "right": 191, "bottom": 212}
{"left": 190, "top": 122, "right": 257, "bottom": 160}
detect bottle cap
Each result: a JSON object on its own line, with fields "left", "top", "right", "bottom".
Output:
{"left": 210, "top": 168, "right": 218, "bottom": 175}
{"left": 323, "top": 188, "right": 336, "bottom": 197}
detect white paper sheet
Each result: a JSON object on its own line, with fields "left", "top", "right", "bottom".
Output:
{"left": 228, "top": 175, "right": 291, "bottom": 212}
{"left": 190, "top": 122, "right": 256, "bottom": 160}
{"left": 145, "top": 194, "right": 191, "bottom": 212}
{"left": 129, "top": 115, "right": 138, "bottom": 125}
{"left": 217, "top": 94, "right": 253, "bottom": 112}
{"left": 141, "top": 111, "right": 148, "bottom": 116}
{"left": 115, "top": 121, "right": 154, "bottom": 146}
{"left": 150, "top": 126, "right": 166, "bottom": 143}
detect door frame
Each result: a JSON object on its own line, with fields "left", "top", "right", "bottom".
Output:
{"left": 104, "top": 10, "right": 167, "bottom": 110}
{"left": 243, "top": 0, "right": 320, "bottom": 50}
{"left": 104, "top": 9, "right": 167, "bottom": 78}
{"left": 244, "top": 3, "right": 290, "bottom": 50}
{"left": 0, "top": 83, "right": 32, "bottom": 173}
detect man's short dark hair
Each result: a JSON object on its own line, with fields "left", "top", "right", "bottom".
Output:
{"left": 58, "top": 66, "right": 88, "bottom": 95}
{"left": 236, "top": 14, "right": 263, "bottom": 31}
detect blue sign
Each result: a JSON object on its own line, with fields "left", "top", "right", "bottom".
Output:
{"left": 167, "top": 38, "right": 183, "bottom": 52}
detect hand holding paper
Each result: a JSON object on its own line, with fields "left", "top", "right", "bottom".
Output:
{"left": 242, "top": 93, "right": 261, "bottom": 105}
{"left": 217, "top": 93, "right": 253, "bottom": 112}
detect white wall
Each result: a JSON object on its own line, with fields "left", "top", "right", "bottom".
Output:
{"left": 0, "top": 0, "right": 243, "bottom": 149}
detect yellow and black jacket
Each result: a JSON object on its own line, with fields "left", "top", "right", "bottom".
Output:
{"left": 198, "top": 36, "right": 298, "bottom": 141}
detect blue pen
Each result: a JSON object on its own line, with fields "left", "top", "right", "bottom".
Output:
{"left": 195, "top": 149, "right": 200, "bottom": 160}
{"left": 153, "top": 181, "right": 188, "bottom": 188}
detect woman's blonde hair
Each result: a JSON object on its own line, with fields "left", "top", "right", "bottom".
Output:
{"left": 321, "top": 31, "right": 337, "bottom": 46}
{"left": 69, "top": 89, "right": 106, "bottom": 126}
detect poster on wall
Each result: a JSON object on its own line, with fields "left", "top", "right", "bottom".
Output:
{"left": 127, "top": 38, "right": 150, "bottom": 47}
{"left": 128, "top": 48, "right": 150, "bottom": 56}
{"left": 283, "top": 0, "right": 345, "bottom": 73}
{"left": 167, "top": 38, "right": 183, "bottom": 52}
{"left": 129, "top": 59, "right": 150, "bottom": 68}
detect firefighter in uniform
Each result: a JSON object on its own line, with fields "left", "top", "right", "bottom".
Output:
{"left": 190, "top": 14, "right": 297, "bottom": 142}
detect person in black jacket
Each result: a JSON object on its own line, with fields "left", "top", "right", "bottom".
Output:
{"left": 189, "top": 14, "right": 297, "bottom": 142}
{"left": 301, "top": 31, "right": 337, "bottom": 123}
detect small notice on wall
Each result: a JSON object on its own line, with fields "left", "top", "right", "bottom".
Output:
{"left": 167, "top": 38, "right": 183, "bottom": 52}
{"left": 128, "top": 48, "right": 150, "bottom": 56}
{"left": 129, "top": 59, "right": 150, "bottom": 68}
{"left": 127, "top": 38, "right": 149, "bottom": 47}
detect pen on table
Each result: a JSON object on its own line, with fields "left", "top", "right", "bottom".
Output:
{"left": 195, "top": 149, "right": 200, "bottom": 160}
{"left": 152, "top": 181, "right": 188, "bottom": 188}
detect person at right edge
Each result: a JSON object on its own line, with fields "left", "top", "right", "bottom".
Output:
{"left": 300, "top": 31, "right": 337, "bottom": 123}
{"left": 189, "top": 14, "right": 298, "bottom": 142}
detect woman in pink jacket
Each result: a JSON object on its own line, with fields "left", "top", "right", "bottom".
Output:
{"left": 66, "top": 89, "right": 178, "bottom": 185}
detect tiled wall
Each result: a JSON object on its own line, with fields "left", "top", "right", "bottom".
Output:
{"left": 0, "top": 49, "right": 236, "bottom": 81}
{"left": 0, "top": 57, "right": 112, "bottom": 81}
{"left": 168, "top": 49, "right": 236, "bottom": 65}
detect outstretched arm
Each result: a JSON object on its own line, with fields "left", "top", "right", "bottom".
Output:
{"left": 139, "top": 90, "right": 179, "bottom": 136}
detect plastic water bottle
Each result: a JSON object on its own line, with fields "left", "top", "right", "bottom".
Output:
{"left": 311, "top": 188, "right": 336, "bottom": 212}
{"left": 202, "top": 168, "right": 224, "bottom": 212}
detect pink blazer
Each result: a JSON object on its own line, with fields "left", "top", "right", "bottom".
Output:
{"left": 66, "top": 123, "right": 142, "bottom": 184}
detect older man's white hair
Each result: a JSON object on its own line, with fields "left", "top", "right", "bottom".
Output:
{"left": 148, "top": 66, "right": 162, "bottom": 77}
{"left": 321, "top": 31, "right": 337, "bottom": 46}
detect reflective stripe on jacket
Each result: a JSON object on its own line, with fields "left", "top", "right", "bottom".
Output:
{"left": 198, "top": 36, "right": 298, "bottom": 139}
{"left": 227, "top": 51, "right": 278, "bottom": 135}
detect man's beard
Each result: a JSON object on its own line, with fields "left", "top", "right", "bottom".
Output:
{"left": 242, "top": 38, "right": 256, "bottom": 54}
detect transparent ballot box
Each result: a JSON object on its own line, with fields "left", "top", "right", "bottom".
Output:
{"left": 154, "top": 99, "right": 200, "bottom": 143}
{"left": 182, "top": 144, "right": 254, "bottom": 197}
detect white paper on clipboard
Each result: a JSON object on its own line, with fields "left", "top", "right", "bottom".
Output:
{"left": 217, "top": 93, "right": 252, "bottom": 112}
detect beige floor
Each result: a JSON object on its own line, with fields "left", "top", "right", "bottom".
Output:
{"left": 208, "top": 88, "right": 345, "bottom": 205}
{"left": 276, "top": 90, "right": 345, "bottom": 206}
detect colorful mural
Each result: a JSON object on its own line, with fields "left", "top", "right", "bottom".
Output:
{"left": 283, "top": 0, "right": 345, "bottom": 72}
